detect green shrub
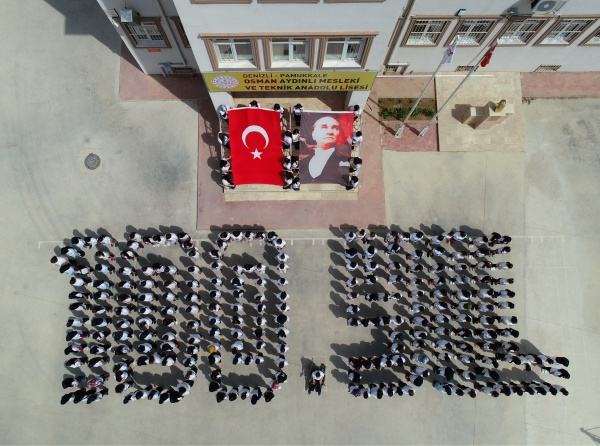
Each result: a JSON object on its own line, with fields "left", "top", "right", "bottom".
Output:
{"left": 379, "top": 105, "right": 436, "bottom": 120}
{"left": 420, "top": 107, "right": 435, "bottom": 118}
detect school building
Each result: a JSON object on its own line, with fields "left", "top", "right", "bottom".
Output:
{"left": 95, "top": 0, "right": 600, "bottom": 110}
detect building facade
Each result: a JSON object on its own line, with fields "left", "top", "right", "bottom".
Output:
{"left": 96, "top": 0, "right": 600, "bottom": 109}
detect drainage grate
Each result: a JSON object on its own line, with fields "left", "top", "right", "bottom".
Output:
{"left": 534, "top": 64, "right": 561, "bottom": 72}
{"left": 84, "top": 153, "right": 101, "bottom": 170}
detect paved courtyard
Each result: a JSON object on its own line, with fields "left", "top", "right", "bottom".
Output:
{"left": 0, "top": 1, "right": 599, "bottom": 445}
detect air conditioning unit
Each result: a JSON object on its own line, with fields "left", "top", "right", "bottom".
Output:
{"left": 118, "top": 8, "right": 140, "bottom": 23}
{"left": 531, "top": 0, "right": 567, "bottom": 15}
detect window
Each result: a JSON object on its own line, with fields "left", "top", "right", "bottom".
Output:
{"left": 534, "top": 65, "right": 561, "bottom": 72}
{"left": 538, "top": 19, "right": 595, "bottom": 45}
{"left": 383, "top": 63, "right": 409, "bottom": 75}
{"left": 214, "top": 39, "right": 256, "bottom": 67}
{"left": 581, "top": 25, "right": 600, "bottom": 45}
{"left": 170, "top": 17, "right": 190, "bottom": 48}
{"left": 259, "top": 0, "right": 319, "bottom": 3}
{"left": 271, "top": 38, "right": 309, "bottom": 67}
{"left": 191, "top": 0, "right": 251, "bottom": 3}
{"left": 404, "top": 19, "right": 451, "bottom": 46}
{"left": 497, "top": 19, "right": 546, "bottom": 45}
{"left": 449, "top": 19, "right": 497, "bottom": 46}
{"left": 123, "top": 18, "right": 170, "bottom": 48}
{"left": 323, "top": 37, "right": 366, "bottom": 67}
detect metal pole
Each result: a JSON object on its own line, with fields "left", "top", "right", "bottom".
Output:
{"left": 417, "top": 66, "right": 476, "bottom": 137}
{"left": 394, "top": 56, "right": 444, "bottom": 138}
{"left": 418, "top": 40, "right": 496, "bottom": 137}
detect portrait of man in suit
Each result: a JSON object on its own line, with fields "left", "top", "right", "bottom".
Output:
{"left": 299, "top": 112, "right": 353, "bottom": 185}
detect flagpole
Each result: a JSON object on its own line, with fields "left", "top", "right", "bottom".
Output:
{"left": 418, "top": 40, "right": 497, "bottom": 138}
{"left": 394, "top": 37, "right": 457, "bottom": 139}
{"left": 394, "top": 58, "right": 443, "bottom": 138}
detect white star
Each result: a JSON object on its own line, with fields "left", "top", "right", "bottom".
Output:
{"left": 250, "top": 149, "right": 262, "bottom": 159}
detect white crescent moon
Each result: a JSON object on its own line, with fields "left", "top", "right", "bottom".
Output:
{"left": 242, "top": 125, "right": 269, "bottom": 150}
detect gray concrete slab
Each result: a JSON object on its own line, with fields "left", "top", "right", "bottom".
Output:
{"left": 1, "top": 1, "right": 599, "bottom": 445}
{"left": 381, "top": 98, "right": 600, "bottom": 445}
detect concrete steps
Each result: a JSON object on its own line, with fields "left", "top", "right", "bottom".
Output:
{"left": 224, "top": 184, "right": 358, "bottom": 201}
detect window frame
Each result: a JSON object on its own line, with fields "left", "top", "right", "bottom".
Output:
{"left": 191, "top": 0, "right": 251, "bottom": 4}
{"left": 323, "top": 0, "right": 385, "bottom": 2}
{"left": 534, "top": 17, "right": 597, "bottom": 46}
{"left": 444, "top": 16, "right": 500, "bottom": 47}
{"left": 324, "top": 38, "right": 365, "bottom": 65}
{"left": 401, "top": 17, "right": 454, "bottom": 47}
{"left": 494, "top": 18, "right": 548, "bottom": 46}
{"left": 122, "top": 17, "right": 171, "bottom": 49}
{"left": 317, "top": 35, "right": 374, "bottom": 69}
{"left": 204, "top": 38, "right": 261, "bottom": 71}
{"left": 200, "top": 32, "right": 376, "bottom": 71}
{"left": 258, "top": 0, "right": 319, "bottom": 3}
{"left": 579, "top": 24, "right": 600, "bottom": 46}
{"left": 169, "top": 16, "right": 190, "bottom": 48}
{"left": 263, "top": 37, "right": 315, "bottom": 70}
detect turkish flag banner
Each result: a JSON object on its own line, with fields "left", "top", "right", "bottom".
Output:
{"left": 228, "top": 108, "right": 284, "bottom": 186}
{"left": 480, "top": 43, "right": 497, "bottom": 68}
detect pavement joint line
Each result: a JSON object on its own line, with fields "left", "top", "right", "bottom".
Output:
{"left": 37, "top": 234, "right": 566, "bottom": 249}
{"left": 526, "top": 266, "right": 575, "bottom": 269}
{"left": 524, "top": 316, "right": 584, "bottom": 331}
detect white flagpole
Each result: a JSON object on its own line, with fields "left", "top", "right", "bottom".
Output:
{"left": 418, "top": 40, "right": 497, "bottom": 138}
{"left": 394, "top": 38, "right": 457, "bottom": 139}
{"left": 394, "top": 58, "right": 443, "bottom": 138}
{"left": 394, "top": 37, "right": 456, "bottom": 138}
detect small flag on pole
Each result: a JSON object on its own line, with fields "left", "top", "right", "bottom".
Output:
{"left": 441, "top": 39, "right": 458, "bottom": 64}
{"left": 480, "top": 42, "right": 497, "bottom": 68}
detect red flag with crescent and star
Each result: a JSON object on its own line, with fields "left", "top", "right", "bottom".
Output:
{"left": 228, "top": 107, "right": 284, "bottom": 186}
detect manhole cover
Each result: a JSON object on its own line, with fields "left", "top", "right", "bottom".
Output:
{"left": 84, "top": 153, "right": 101, "bottom": 170}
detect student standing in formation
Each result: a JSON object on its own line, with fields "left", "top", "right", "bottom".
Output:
{"left": 351, "top": 104, "right": 362, "bottom": 121}
{"left": 292, "top": 129, "right": 301, "bottom": 151}
{"left": 218, "top": 132, "right": 230, "bottom": 149}
{"left": 217, "top": 104, "right": 230, "bottom": 122}
{"left": 292, "top": 103, "right": 303, "bottom": 127}
{"left": 351, "top": 131, "right": 363, "bottom": 148}
{"left": 346, "top": 175, "right": 359, "bottom": 191}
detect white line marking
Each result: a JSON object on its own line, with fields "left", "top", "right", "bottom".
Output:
{"left": 36, "top": 234, "right": 567, "bottom": 249}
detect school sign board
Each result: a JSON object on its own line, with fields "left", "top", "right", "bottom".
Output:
{"left": 203, "top": 71, "right": 377, "bottom": 92}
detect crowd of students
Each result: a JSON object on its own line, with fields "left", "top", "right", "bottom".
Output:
{"left": 338, "top": 228, "right": 570, "bottom": 398}
{"left": 54, "top": 228, "right": 289, "bottom": 405}
{"left": 205, "top": 230, "right": 290, "bottom": 404}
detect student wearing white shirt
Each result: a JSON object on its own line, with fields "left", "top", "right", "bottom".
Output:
{"left": 218, "top": 132, "right": 230, "bottom": 149}
{"left": 292, "top": 103, "right": 303, "bottom": 126}
{"left": 351, "top": 131, "right": 363, "bottom": 147}
{"left": 273, "top": 103, "right": 284, "bottom": 119}
{"left": 292, "top": 129, "right": 300, "bottom": 150}
{"left": 351, "top": 104, "right": 361, "bottom": 120}
{"left": 349, "top": 156, "right": 362, "bottom": 175}
{"left": 51, "top": 255, "right": 69, "bottom": 266}
{"left": 217, "top": 104, "right": 230, "bottom": 121}
{"left": 346, "top": 175, "right": 359, "bottom": 191}
{"left": 282, "top": 131, "right": 293, "bottom": 150}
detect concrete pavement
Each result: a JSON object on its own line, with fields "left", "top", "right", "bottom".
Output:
{"left": 0, "top": 1, "right": 599, "bottom": 445}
